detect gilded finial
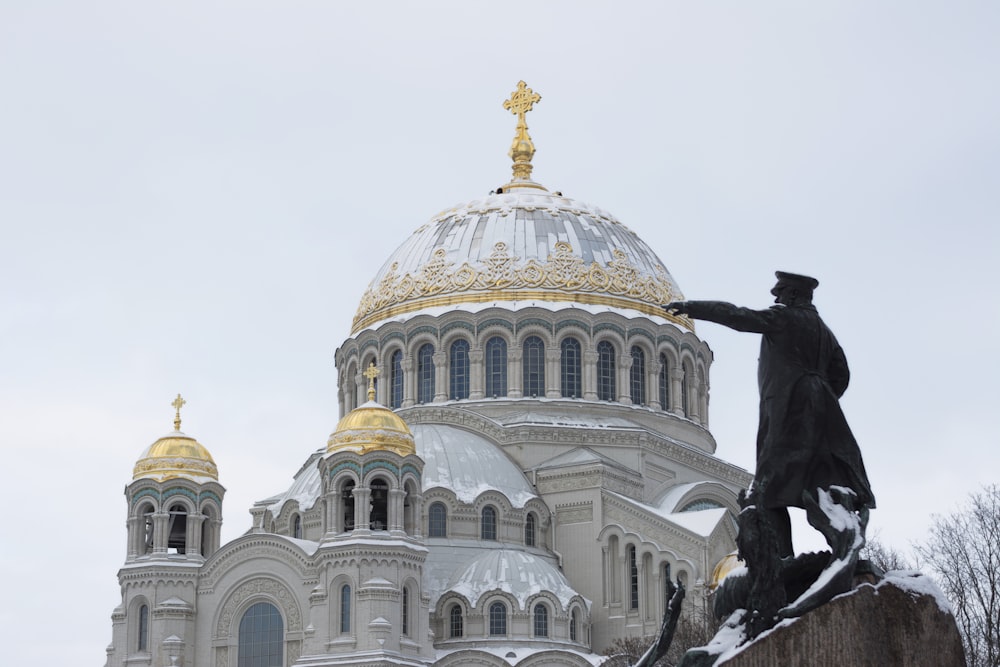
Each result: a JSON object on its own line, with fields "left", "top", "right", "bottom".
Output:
{"left": 171, "top": 394, "right": 186, "bottom": 431}
{"left": 363, "top": 362, "right": 380, "bottom": 402}
{"left": 503, "top": 81, "right": 541, "bottom": 182}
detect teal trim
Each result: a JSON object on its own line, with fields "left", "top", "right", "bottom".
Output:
{"left": 380, "top": 331, "right": 406, "bottom": 346}
{"left": 440, "top": 321, "right": 475, "bottom": 337}
{"left": 407, "top": 326, "right": 439, "bottom": 342}
{"left": 516, "top": 318, "right": 554, "bottom": 334}
{"left": 555, "top": 319, "right": 590, "bottom": 335}
{"left": 593, "top": 322, "right": 626, "bottom": 339}
{"left": 363, "top": 460, "right": 400, "bottom": 477}
{"left": 478, "top": 318, "right": 514, "bottom": 334}
{"left": 360, "top": 338, "right": 379, "bottom": 352}
{"left": 330, "top": 461, "right": 363, "bottom": 478}
{"left": 401, "top": 464, "right": 421, "bottom": 479}
{"left": 131, "top": 488, "right": 160, "bottom": 507}
{"left": 163, "top": 487, "right": 198, "bottom": 504}
{"left": 627, "top": 328, "right": 656, "bottom": 345}
{"left": 199, "top": 490, "right": 222, "bottom": 506}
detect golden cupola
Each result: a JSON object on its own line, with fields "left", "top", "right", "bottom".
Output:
{"left": 327, "top": 363, "right": 416, "bottom": 457}
{"left": 351, "top": 80, "right": 690, "bottom": 334}
{"left": 132, "top": 394, "right": 219, "bottom": 482}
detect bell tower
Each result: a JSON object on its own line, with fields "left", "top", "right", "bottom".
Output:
{"left": 106, "top": 395, "right": 225, "bottom": 667}
{"left": 310, "top": 364, "right": 433, "bottom": 664}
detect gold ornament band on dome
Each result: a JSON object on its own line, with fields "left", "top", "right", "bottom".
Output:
{"left": 351, "top": 241, "right": 693, "bottom": 333}
{"left": 503, "top": 81, "right": 541, "bottom": 182}
{"left": 171, "top": 393, "right": 186, "bottom": 431}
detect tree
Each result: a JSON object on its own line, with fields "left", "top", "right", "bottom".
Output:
{"left": 601, "top": 609, "right": 719, "bottom": 667}
{"left": 914, "top": 484, "right": 1000, "bottom": 667}
{"left": 860, "top": 529, "right": 914, "bottom": 572}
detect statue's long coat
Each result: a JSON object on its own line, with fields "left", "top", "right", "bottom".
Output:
{"left": 683, "top": 301, "right": 875, "bottom": 510}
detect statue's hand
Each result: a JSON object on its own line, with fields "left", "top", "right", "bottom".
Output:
{"left": 663, "top": 301, "right": 688, "bottom": 315}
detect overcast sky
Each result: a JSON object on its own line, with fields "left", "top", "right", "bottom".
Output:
{"left": 1, "top": 2, "right": 997, "bottom": 664}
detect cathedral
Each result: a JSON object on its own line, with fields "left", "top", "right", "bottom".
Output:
{"left": 105, "top": 82, "right": 751, "bottom": 667}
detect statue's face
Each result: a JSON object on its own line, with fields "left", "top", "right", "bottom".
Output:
{"left": 771, "top": 281, "right": 798, "bottom": 305}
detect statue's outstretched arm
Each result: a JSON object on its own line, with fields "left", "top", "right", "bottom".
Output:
{"left": 666, "top": 301, "right": 783, "bottom": 334}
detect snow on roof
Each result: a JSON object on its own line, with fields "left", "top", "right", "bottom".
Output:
{"left": 434, "top": 645, "right": 606, "bottom": 666}
{"left": 445, "top": 548, "right": 587, "bottom": 611}
{"left": 492, "top": 409, "right": 643, "bottom": 430}
{"left": 535, "top": 446, "right": 636, "bottom": 474}
{"left": 607, "top": 490, "right": 729, "bottom": 539}
{"left": 263, "top": 447, "right": 325, "bottom": 516}
{"left": 414, "top": 423, "right": 537, "bottom": 508}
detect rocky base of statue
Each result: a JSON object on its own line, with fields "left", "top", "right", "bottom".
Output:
{"left": 678, "top": 571, "right": 965, "bottom": 666}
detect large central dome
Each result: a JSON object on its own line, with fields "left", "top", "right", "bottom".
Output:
{"left": 352, "top": 81, "right": 691, "bottom": 334}
{"left": 352, "top": 188, "right": 689, "bottom": 333}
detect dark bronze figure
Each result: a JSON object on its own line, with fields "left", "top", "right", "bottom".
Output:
{"left": 665, "top": 271, "right": 876, "bottom": 642}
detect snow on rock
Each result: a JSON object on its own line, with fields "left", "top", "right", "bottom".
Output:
{"left": 878, "top": 570, "right": 954, "bottom": 615}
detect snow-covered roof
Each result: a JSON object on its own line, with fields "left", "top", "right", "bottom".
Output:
{"left": 265, "top": 448, "right": 325, "bottom": 515}
{"left": 607, "top": 490, "right": 730, "bottom": 539}
{"left": 445, "top": 548, "right": 587, "bottom": 611}
{"left": 535, "top": 446, "right": 636, "bottom": 474}
{"left": 414, "top": 423, "right": 537, "bottom": 507}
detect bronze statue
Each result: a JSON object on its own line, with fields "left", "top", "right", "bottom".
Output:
{"left": 665, "top": 271, "right": 875, "bottom": 641}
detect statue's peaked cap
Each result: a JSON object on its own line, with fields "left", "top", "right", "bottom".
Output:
{"left": 775, "top": 271, "right": 819, "bottom": 290}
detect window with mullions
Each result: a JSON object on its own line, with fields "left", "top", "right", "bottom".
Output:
{"left": 417, "top": 344, "right": 435, "bottom": 404}
{"left": 489, "top": 602, "right": 507, "bottom": 636}
{"left": 533, "top": 603, "right": 549, "bottom": 637}
{"left": 570, "top": 608, "right": 578, "bottom": 641}
{"left": 597, "top": 341, "right": 617, "bottom": 401}
{"left": 658, "top": 353, "right": 670, "bottom": 411}
{"left": 628, "top": 546, "right": 639, "bottom": 610}
{"left": 292, "top": 514, "right": 302, "bottom": 539}
{"left": 485, "top": 337, "right": 508, "bottom": 398}
{"left": 238, "top": 602, "right": 283, "bottom": 667}
{"left": 560, "top": 337, "right": 582, "bottom": 398}
{"left": 522, "top": 336, "right": 545, "bottom": 397}
{"left": 630, "top": 346, "right": 646, "bottom": 406}
{"left": 524, "top": 512, "right": 536, "bottom": 547}
{"left": 390, "top": 350, "right": 404, "bottom": 408}
{"left": 428, "top": 502, "right": 447, "bottom": 537}
{"left": 449, "top": 604, "right": 464, "bottom": 638}
{"left": 449, "top": 340, "right": 470, "bottom": 400}
{"left": 481, "top": 506, "right": 497, "bottom": 540}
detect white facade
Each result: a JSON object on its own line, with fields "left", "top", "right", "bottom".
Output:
{"left": 106, "top": 145, "right": 751, "bottom": 667}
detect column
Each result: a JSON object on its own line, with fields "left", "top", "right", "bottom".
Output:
{"left": 353, "top": 488, "right": 371, "bottom": 532}
{"left": 389, "top": 489, "right": 406, "bottom": 534}
{"left": 433, "top": 350, "right": 448, "bottom": 402}
{"left": 508, "top": 349, "right": 523, "bottom": 398}
{"left": 618, "top": 354, "right": 632, "bottom": 404}
{"left": 401, "top": 354, "right": 415, "bottom": 408}
{"left": 152, "top": 512, "right": 169, "bottom": 555}
{"left": 469, "top": 348, "right": 484, "bottom": 400}
{"left": 545, "top": 347, "right": 561, "bottom": 398}
{"left": 648, "top": 359, "right": 663, "bottom": 410}
{"left": 583, "top": 350, "right": 598, "bottom": 401}
{"left": 670, "top": 367, "right": 684, "bottom": 414}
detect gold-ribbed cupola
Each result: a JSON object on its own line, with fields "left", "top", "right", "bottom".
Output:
{"left": 133, "top": 394, "right": 219, "bottom": 482}
{"left": 328, "top": 363, "right": 416, "bottom": 456}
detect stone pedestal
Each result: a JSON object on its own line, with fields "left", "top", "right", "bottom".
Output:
{"left": 692, "top": 574, "right": 966, "bottom": 667}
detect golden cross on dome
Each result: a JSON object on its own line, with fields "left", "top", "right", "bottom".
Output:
{"left": 171, "top": 393, "right": 186, "bottom": 431}
{"left": 363, "top": 362, "right": 380, "bottom": 402}
{"left": 503, "top": 80, "right": 541, "bottom": 181}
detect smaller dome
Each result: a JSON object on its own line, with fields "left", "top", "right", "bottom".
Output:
{"left": 328, "top": 401, "right": 416, "bottom": 457}
{"left": 133, "top": 431, "right": 218, "bottom": 482}
{"left": 710, "top": 551, "right": 745, "bottom": 591}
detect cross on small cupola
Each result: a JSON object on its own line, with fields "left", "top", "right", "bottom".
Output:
{"left": 363, "top": 362, "right": 380, "bottom": 403}
{"left": 171, "top": 393, "right": 186, "bottom": 431}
